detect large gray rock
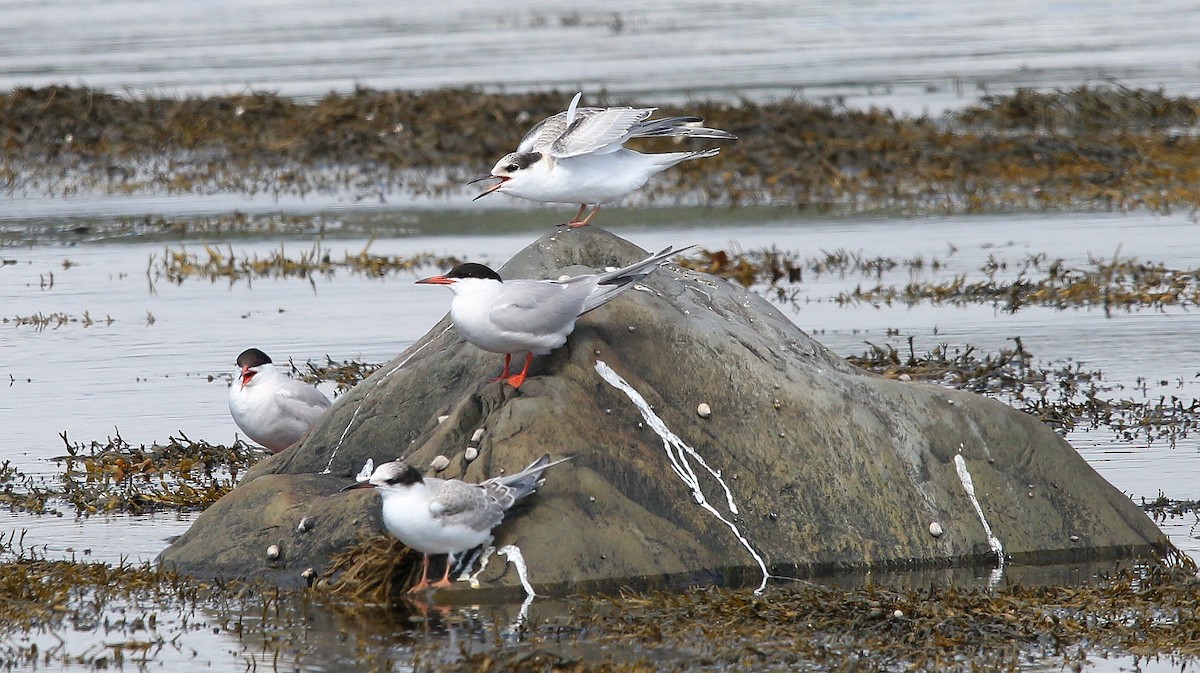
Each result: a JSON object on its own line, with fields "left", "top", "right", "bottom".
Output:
{"left": 161, "top": 227, "right": 1170, "bottom": 593}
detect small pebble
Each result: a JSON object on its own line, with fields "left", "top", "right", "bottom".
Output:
{"left": 300, "top": 567, "right": 316, "bottom": 587}
{"left": 892, "top": 609, "right": 904, "bottom": 618}
{"left": 589, "top": 496, "right": 596, "bottom": 502}
{"left": 928, "top": 522, "right": 944, "bottom": 538}
{"left": 470, "top": 428, "right": 484, "bottom": 443}
{"left": 437, "top": 415, "right": 449, "bottom": 424}
{"left": 772, "top": 399, "right": 782, "bottom": 410}
{"left": 1028, "top": 491, "right": 1034, "bottom": 498}
{"left": 898, "top": 373, "right": 911, "bottom": 381}
{"left": 464, "top": 447, "right": 479, "bottom": 462}
{"left": 1070, "top": 534, "right": 1080, "bottom": 542}
{"left": 768, "top": 512, "right": 778, "bottom": 521}
{"left": 297, "top": 517, "right": 314, "bottom": 533}
{"left": 266, "top": 544, "right": 281, "bottom": 561}
{"left": 627, "top": 325, "right": 636, "bottom": 332}
{"left": 697, "top": 402, "right": 712, "bottom": 418}
{"left": 430, "top": 455, "right": 450, "bottom": 471}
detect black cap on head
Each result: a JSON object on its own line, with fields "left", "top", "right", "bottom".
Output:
{"left": 384, "top": 463, "right": 425, "bottom": 487}
{"left": 446, "top": 263, "right": 503, "bottom": 282}
{"left": 236, "top": 348, "right": 273, "bottom": 368}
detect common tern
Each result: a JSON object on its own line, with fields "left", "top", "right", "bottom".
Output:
{"left": 416, "top": 245, "right": 689, "bottom": 388}
{"left": 228, "top": 348, "right": 332, "bottom": 453}
{"left": 341, "top": 454, "right": 571, "bottom": 592}
{"left": 472, "top": 92, "right": 736, "bottom": 227}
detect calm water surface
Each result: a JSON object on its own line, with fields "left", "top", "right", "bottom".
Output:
{"left": 4, "top": 0, "right": 1200, "bottom": 113}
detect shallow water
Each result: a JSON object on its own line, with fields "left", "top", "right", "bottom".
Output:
{"left": 5, "top": 0, "right": 1200, "bottom": 113}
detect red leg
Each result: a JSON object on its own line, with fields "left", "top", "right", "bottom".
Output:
{"left": 408, "top": 554, "right": 432, "bottom": 593}
{"left": 491, "top": 353, "right": 512, "bottom": 382}
{"left": 568, "top": 204, "right": 600, "bottom": 228}
{"left": 504, "top": 352, "right": 535, "bottom": 389}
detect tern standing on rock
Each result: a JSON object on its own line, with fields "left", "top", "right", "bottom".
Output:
{"left": 228, "top": 348, "right": 332, "bottom": 453}
{"left": 341, "top": 454, "right": 571, "bottom": 592}
{"left": 416, "top": 245, "right": 690, "bottom": 389}
{"left": 472, "top": 92, "right": 736, "bottom": 227}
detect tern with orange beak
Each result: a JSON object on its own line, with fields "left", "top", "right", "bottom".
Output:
{"left": 228, "top": 348, "right": 331, "bottom": 453}
{"left": 416, "top": 246, "right": 689, "bottom": 388}
{"left": 471, "top": 92, "right": 735, "bottom": 227}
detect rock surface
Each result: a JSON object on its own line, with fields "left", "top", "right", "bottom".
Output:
{"left": 160, "top": 227, "right": 1170, "bottom": 593}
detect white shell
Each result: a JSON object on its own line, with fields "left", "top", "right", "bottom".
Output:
{"left": 297, "top": 517, "right": 314, "bottom": 533}
{"left": 697, "top": 403, "right": 712, "bottom": 418}
{"left": 928, "top": 522, "right": 944, "bottom": 538}
{"left": 266, "top": 544, "right": 281, "bottom": 561}
{"left": 430, "top": 455, "right": 450, "bottom": 471}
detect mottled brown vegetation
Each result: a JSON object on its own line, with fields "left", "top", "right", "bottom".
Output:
{"left": 3, "top": 85, "right": 1199, "bottom": 212}
{"left": 146, "top": 238, "right": 461, "bottom": 288}
{"left": 6, "top": 523, "right": 1198, "bottom": 673}
{"left": 682, "top": 247, "right": 1200, "bottom": 314}
{"left": 0, "top": 431, "right": 259, "bottom": 516}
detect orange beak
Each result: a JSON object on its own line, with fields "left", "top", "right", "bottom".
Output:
{"left": 415, "top": 275, "right": 454, "bottom": 285}
{"left": 472, "top": 176, "right": 509, "bottom": 201}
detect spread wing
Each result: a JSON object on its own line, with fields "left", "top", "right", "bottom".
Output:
{"left": 549, "top": 107, "right": 656, "bottom": 158}
{"left": 274, "top": 382, "right": 332, "bottom": 423}
{"left": 426, "top": 478, "right": 506, "bottom": 533}
{"left": 515, "top": 107, "right": 607, "bottom": 154}
{"left": 487, "top": 278, "right": 596, "bottom": 338}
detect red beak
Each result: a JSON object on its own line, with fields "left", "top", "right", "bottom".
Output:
{"left": 239, "top": 367, "right": 255, "bottom": 389}
{"left": 415, "top": 275, "right": 454, "bottom": 285}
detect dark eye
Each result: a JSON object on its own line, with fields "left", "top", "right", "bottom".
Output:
{"left": 505, "top": 163, "right": 519, "bottom": 172}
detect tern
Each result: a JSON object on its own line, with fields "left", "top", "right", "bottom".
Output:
{"left": 472, "top": 92, "right": 735, "bottom": 227}
{"left": 416, "top": 245, "right": 689, "bottom": 388}
{"left": 341, "top": 454, "right": 571, "bottom": 592}
{"left": 228, "top": 348, "right": 332, "bottom": 453}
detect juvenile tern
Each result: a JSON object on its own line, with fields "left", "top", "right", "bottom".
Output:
{"left": 473, "top": 92, "right": 735, "bottom": 227}
{"left": 416, "top": 245, "right": 689, "bottom": 388}
{"left": 341, "top": 454, "right": 571, "bottom": 592}
{"left": 228, "top": 348, "right": 332, "bottom": 453}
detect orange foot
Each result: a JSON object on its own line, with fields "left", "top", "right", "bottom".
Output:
{"left": 502, "top": 353, "right": 534, "bottom": 389}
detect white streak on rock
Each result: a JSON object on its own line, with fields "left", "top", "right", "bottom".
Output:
{"left": 954, "top": 453, "right": 1005, "bottom": 588}
{"left": 497, "top": 544, "right": 536, "bottom": 597}
{"left": 595, "top": 360, "right": 769, "bottom": 594}
{"left": 322, "top": 325, "right": 453, "bottom": 474}
{"left": 460, "top": 542, "right": 495, "bottom": 588}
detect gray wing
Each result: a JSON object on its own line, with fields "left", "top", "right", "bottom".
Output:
{"left": 549, "top": 107, "right": 656, "bottom": 158}
{"left": 515, "top": 107, "right": 607, "bottom": 154}
{"left": 487, "top": 279, "right": 596, "bottom": 338}
{"left": 275, "top": 381, "right": 332, "bottom": 424}
{"left": 427, "top": 479, "right": 505, "bottom": 533}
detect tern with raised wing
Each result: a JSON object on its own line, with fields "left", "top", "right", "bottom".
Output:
{"left": 472, "top": 92, "right": 735, "bottom": 227}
